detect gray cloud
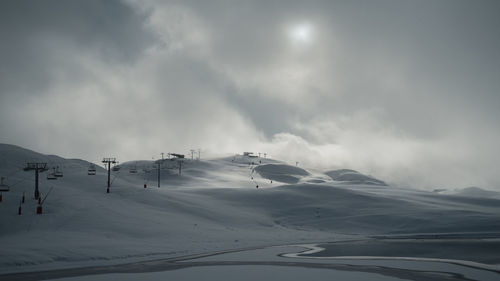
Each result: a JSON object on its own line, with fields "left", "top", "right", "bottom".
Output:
{"left": 0, "top": 0, "right": 155, "bottom": 95}
{"left": 1, "top": 0, "right": 500, "bottom": 190}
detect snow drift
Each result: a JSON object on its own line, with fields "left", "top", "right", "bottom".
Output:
{"left": 325, "top": 169, "right": 387, "bottom": 186}
{"left": 253, "top": 164, "right": 309, "bottom": 184}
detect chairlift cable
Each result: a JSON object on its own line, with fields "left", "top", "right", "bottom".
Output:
{"left": 10, "top": 175, "right": 33, "bottom": 187}
{"left": 110, "top": 174, "right": 118, "bottom": 185}
{"left": 41, "top": 186, "right": 54, "bottom": 205}
{"left": 2, "top": 163, "right": 26, "bottom": 179}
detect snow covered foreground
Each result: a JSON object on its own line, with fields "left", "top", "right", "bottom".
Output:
{"left": 0, "top": 143, "right": 499, "bottom": 280}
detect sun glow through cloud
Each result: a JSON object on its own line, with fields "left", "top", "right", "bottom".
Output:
{"left": 289, "top": 23, "right": 313, "bottom": 44}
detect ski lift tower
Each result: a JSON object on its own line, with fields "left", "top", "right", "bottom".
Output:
{"left": 102, "top": 158, "right": 116, "bottom": 193}
{"left": 23, "top": 162, "right": 48, "bottom": 199}
{"left": 155, "top": 157, "right": 165, "bottom": 188}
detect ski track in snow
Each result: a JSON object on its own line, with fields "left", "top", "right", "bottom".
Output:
{"left": 2, "top": 244, "right": 499, "bottom": 281}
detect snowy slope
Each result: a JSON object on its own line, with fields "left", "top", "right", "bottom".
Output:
{"left": 1, "top": 143, "right": 500, "bottom": 275}
{"left": 450, "top": 187, "right": 500, "bottom": 199}
{"left": 325, "top": 169, "right": 387, "bottom": 186}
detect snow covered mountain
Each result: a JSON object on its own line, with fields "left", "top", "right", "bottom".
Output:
{"left": 1, "top": 143, "right": 499, "bottom": 277}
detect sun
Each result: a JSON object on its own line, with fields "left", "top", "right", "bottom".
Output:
{"left": 289, "top": 23, "right": 313, "bottom": 44}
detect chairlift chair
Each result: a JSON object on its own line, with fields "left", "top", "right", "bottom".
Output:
{"left": 47, "top": 173, "right": 57, "bottom": 180}
{"left": 88, "top": 164, "right": 96, "bottom": 175}
{"left": 54, "top": 166, "right": 63, "bottom": 177}
{"left": 0, "top": 177, "right": 9, "bottom": 192}
{"left": 129, "top": 163, "right": 138, "bottom": 174}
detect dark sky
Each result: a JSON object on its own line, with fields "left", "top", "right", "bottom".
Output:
{"left": 1, "top": 0, "right": 499, "bottom": 190}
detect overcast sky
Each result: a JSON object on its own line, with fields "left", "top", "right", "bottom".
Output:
{"left": 1, "top": 0, "right": 499, "bottom": 190}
